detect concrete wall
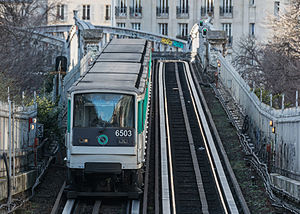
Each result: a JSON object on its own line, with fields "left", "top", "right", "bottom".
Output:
{"left": 217, "top": 52, "right": 300, "bottom": 181}
{"left": 0, "top": 102, "right": 37, "bottom": 177}
{"left": 0, "top": 170, "right": 37, "bottom": 201}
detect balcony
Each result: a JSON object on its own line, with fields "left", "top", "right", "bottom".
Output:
{"left": 130, "top": 7, "right": 142, "bottom": 18}
{"left": 220, "top": 6, "right": 233, "bottom": 18}
{"left": 201, "top": 6, "right": 214, "bottom": 17}
{"left": 115, "top": 6, "right": 127, "bottom": 18}
{"left": 156, "top": 7, "right": 169, "bottom": 18}
{"left": 176, "top": 6, "right": 189, "bottom": 19}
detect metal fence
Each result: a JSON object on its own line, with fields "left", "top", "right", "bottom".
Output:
{"left": 0, "top": 100, "right": 37, "bottom": 178}
{"left": 217, "top": 52, "right": 300, "bottom": 180}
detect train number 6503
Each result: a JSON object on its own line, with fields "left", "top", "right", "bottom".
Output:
{"left": 115, "top": 130, "right": 132, "bottom": 137}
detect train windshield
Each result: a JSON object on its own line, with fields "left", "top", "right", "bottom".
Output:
{"left": 73, "top": 93, "right": 134, "bottom": 128}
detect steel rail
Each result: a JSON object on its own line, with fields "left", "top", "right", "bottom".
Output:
{"left": 154, "top": 60, "right": 160, "bottom": 214}
{"left": 62, "top": 199, "right": 75, "bottom": 214}
{"left": 163, "top": 62, "right": 177, "bottom": 214}
{"left": 50, "top": 182, "right": 66, "bottom": 214}
{"left": 92, "top": 200, "right": 102, "bottom": 214}
{"left": 174, "top": 62, "right": 209, "bottom": 214}
{"left": 189, "top": 61, "right": 251, "bottom": 214}
{"left": 183, "top": 61, "right": 238, "bottom": 213}
{"left": 158, "top": 62, "right": 171, "bottom": 214}
{"left": 131, "top": 200, "right": 140, "bottom": 214}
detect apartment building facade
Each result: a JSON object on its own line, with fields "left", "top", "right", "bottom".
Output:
{"left": 114, "top": 0, "right": 284, "bottom": 48}
{"left": 48, "top": 0, "right": 285, "bottom": 49}
{"left": 48, "top": 0, "right": 112, "bottom": 26}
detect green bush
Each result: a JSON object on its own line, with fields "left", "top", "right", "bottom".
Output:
{"left": 30, "top": 96, "right": 61, "bottom": 140}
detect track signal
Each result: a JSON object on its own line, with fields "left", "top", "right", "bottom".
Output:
{"left": 202, "top": 28, "right": 208, "bottom": 37}
{"left": 199, "top": 20, "right": 204, "bottom": 27}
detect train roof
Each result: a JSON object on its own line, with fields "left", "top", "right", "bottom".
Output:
{"left": 68, "top": 39, "right": 151, "bottom": 95}
{"left": 103, "top": 44, "right": 145, "bottom": 53}
{"left": 109, "top": 39, "right": 146, "bottom": 45}
{"left": 97, "top": 53, "right": 142, "bottom": 62}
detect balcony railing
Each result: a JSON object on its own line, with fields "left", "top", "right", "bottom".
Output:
{"left": 156, "top": 7, "right": 169, "bottom": 18}
{"left": 201, "top": 6, "right": 214, "bottom": 16}
{"left": 115, "top": 6, "right": 127, "bottom": 18}
{"left": 220, "top": 6, "right": 233, "bottom": 17}
{"left": 130, "top": 7, "right": 142, "bottom": 18}
{"left": 176, "top": 6, "right": 189, "bottom": 18}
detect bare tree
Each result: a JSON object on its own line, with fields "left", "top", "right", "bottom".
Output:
{"left": 0, "top": 0, "right": 59, "bottom": 102}
{"left": 271, "top": 0, "right": 300, "bottom": 60}
{"left": 233, "top": 0, "right": 300, "bottom": 105}
{"left": 232, "top": 36, "right": 264, "bottom": 84}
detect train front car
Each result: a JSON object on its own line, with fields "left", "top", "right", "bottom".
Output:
{"left": 65, "top": 39, "right": 152, "bottom": 198}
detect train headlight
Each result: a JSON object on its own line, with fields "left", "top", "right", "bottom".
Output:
{"left": 79, "top": 138, "right": 89, "bottom": 143}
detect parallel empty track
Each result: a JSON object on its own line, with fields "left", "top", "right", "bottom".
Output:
{"left": 164, "top": 61, "right": 228, "bottom": 213}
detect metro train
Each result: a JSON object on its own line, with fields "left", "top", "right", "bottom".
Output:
{"left": 65, "top": 38, "right": 152, "bottom": 197}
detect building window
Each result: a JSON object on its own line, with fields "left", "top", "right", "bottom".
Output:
{"left": 117, "top": 23, "right": 126, "bottom": 28}
{"left": 274, "top": 1, "right": 280, "bottom": 16}
{"left": 57, "top": 4, "right": 64, "bottom": 20}
{"left": 249, "top": 23, "right": 255, "bottom": 36}
{"left": 178, "top": 23, "right": 188, "bottom": 37}
{"left": 82, "top": 5, "right": 90, "bottom": 20}
{"left": 159, "top": 23, "right": 168, "bottom": 35}
{"left": 116, "top": 0, "right": 127, "bottom": 17}
{"left": 157, "top": 0, "right": 169, "bottom": 17}
{"left": 250, "top": 0, "right": 255, "bottom": 6}
{"left": 220, "top": 0, "right": 233, "bottom": 16}
{"left": 177, "top": 0, "right": 189, "bottom": 18}
{"left": 132, "top": 23, "right": 141, "bottom": 30}
{"left": 105, "top": 5, "right": 111, "bottom": 20}
{"left": 201, "top": 0, "right": 214, "bottom": 16}
{"left": 222, "top": 23, "right": 232, "bottom": 46}
{"left": 130, "top": 0, "right": 142, "bottom": 17}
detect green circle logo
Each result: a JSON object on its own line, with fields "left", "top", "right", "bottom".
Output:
{"left": 97, "top": 134, "right": 108, "bottom": 145}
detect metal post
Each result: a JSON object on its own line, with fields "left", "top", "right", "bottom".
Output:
{"left": 296, "top": 90, "right": 298, "bottom": 108}
{"left": 34, "top": 91, "right": 37, "bottom": 106}
{"left": 58, "top": 61, "right": 62, "bottom": 97}
{"left": 7, "top": 87, "right": 12, "bottom": 210}
{"left": 12, "top": 102, "right": 15, "bottom": 189}
{"left": 270, "top": 94, "right": 272, "bottom": 108}
{"left": 22, "top": 91, "right": 25, "bottom": 109}
{"left": 282, "top": 94, "right": 285, "bottom": 110}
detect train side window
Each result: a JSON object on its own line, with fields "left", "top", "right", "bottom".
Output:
{"left": 138, "top": 100, "right": 144, "bottom": 133}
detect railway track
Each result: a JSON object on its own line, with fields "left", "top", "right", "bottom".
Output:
{"left": 59, "top": 199, "right": 140, "bottom": 214}
{"left": 157, "top": 60, "right": 239, "bottom": 214}
{"left": 51, "top": 59, "right": 239, "bottom": 214}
